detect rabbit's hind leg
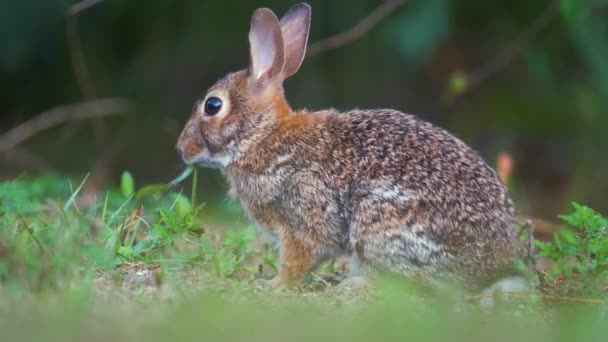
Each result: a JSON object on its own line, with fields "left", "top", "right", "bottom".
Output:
{"left": 353, "top": 226, "right": 455, "bottom": 286}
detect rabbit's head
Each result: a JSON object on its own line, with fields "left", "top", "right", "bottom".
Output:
{"left": 177, "top": 4, "right": 311, "bottom": 168}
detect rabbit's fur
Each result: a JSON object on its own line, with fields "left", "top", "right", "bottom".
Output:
{"left": 177, "top": 4, "right": 519, "bottom": 290}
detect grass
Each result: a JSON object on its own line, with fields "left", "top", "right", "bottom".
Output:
{"left": 1, "top": 170, "right": 608, "bottom": 341}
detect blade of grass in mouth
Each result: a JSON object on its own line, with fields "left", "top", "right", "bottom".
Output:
{"left": 168, "top": 165, "right": 195, "bottom": 188}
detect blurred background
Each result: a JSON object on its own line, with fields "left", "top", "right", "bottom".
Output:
{"left": 0, "top": 0, "right": 606, "bottom": 220}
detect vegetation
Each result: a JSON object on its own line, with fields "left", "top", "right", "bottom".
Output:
{"left": 1, "top": 171, "right": 608, "bottom": 341}
{"left": 535, "top": 203, "right": 608, "bottom": 295}
{"left": 0, "top": 170, "right": 260, "bottom": 293}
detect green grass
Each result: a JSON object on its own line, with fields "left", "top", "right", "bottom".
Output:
{"left": 1, "top": 171, "right": 608, "bottom": 341}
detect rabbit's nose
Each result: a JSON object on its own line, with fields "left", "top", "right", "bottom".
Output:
{"left": 178, "top": 138, "right": 202, "bottom": 164}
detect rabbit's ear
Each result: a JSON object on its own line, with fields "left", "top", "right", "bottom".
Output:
{"left": 248, "top": 8, "right": 285, "bottom": 83}
{"left": 279, "top": 3, "right": 311, "bottom": 79}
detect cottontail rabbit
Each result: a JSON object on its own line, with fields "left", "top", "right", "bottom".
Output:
{"left": 178, "top": 3, "right": 520, "bottom": 290}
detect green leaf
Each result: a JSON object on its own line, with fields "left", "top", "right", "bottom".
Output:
{"left": 117, "top": 246, "right": 134, "bottom": 261}
{"left": 170, "top": 193, "right": 192, "bottom": 218}
{"left": 133, "top": 237, "right": 157, "bottom": 254}
{"left": 120, "top": 171, "right": 135, "bottom": 198}
{"left": 263, "top": 257, "right": 278, "bottom": 273}
{"left": 199, "top": 234, "right": 214, "bottom": 255}
{"left": 448, "top": 71, "right": 469, "bottom": 96}
{"left": 560, "top": 0, "right": 590, "bottom": 26}
{"left": 153, "top": 223, "right": 170, "bottom": 240}
{"left": 104, "top": 226, "right": 119, "bottom": 250}
{"left": 100, "top": 192, "right": 109, "bottom": 228}
{"left": 216, "top": 250, "right": 235, "bottom": 277}
{"left": 63, "top": 173, "right": 90, "bottom": 212}
{"left": 135, "top": 184, "right": 167, "bottom": 201}
{"left": 559, "top": 202, "right": 606, "bottom": 231}
{"left": 561, "top": 229, "right": 579, "bottom": 245}
{"left": 107, "top": 194, "right": 134, "bottom": 225}
{"left": 514, "top": 258, "right": 527, "bottom": 273}
{"left": 535, "top": 240, "right": 555, "bottom": 258}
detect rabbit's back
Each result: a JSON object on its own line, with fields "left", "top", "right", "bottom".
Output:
{"left": 327, "top": 109, "right": 514, "bottom": 227}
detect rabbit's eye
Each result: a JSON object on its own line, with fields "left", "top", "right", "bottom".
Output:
{"left": 204, "top": 97, "right": 222, "bottom": 116}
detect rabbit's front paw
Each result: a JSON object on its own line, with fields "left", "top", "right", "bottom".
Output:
{"left": 268, "top": 275, "right": 286, "bottom": 289}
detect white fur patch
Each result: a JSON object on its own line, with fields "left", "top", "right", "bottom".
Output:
{"left": 272, "top": 153, "right": 294, "bottom": 168}
{"left": 372, "top": 186, "right": 416, "bottom": 202}
{"left": 388, "top": 225, "right": 441, "bottom": 259}
{"left": 482, "top": 276, "right": 529, "bottom": 294}
{"left": 479, "top": 276, "right": 529, "bottom": 308}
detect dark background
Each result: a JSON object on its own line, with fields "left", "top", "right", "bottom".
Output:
{"left": 1, "top": 0, "right": 607, "bottom": 219}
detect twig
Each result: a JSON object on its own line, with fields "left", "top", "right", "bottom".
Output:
{"left": 66, "top": 0, "right": 108, "bottom": 152}
{"left": 525, "top": 220, "right": 536, "bottom": 270}
{"left": 69, "top": 0, "right": 105, "bottom": 16}
{"left": 517, "top": 219, "right": 538, "bottom": 272}
{"left": 310, "top": 272, "right": 331, "bottom": 287}
{"left": 307, "top": 0, "right": 408, "bottom": 57}
{"left": 460, "top": 0, "right": 560, "bottom": 96}
{"left": 67, "top": 0, "right": 105, "bottom": 98}
{"left": 66, "top": 17, "right": 97, "bottom": 100}
{"left": 0, "top": 98, "right": 132, "bottom": 152}
{"left": 17, "top": 215, "right": 48, "bottom": 254}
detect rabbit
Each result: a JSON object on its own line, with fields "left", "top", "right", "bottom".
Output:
{"left": 177, "top": 3, "right": 521, "bottom": 291}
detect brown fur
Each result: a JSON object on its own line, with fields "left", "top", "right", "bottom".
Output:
{"left": 177, "top": 4, "right": 519, "bottom": 290}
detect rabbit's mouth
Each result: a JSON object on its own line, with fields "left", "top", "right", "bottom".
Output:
{"left": 186, "top": 149, "right": 233, "bottom": 169}
{"left": 183, "top": 139, "right": 237, "bottom": 169}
